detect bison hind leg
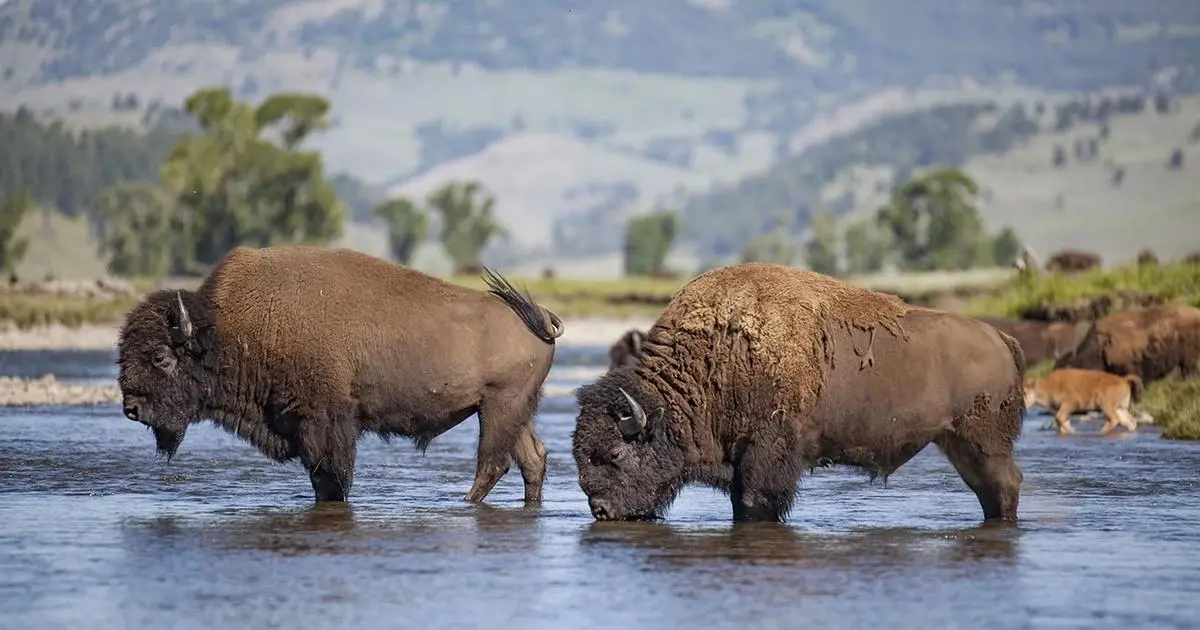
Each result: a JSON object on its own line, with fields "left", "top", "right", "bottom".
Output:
{"left": 934, "top": 433, "right": 1022, "bottom": 523}
{"left": 465, "top": 383, "right": 547, "bottom": 506}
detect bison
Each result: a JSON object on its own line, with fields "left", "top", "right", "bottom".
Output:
{"left": 1053, "top": 304, "right": 1200, "bottom": 383}
{"left": 974, "top": 315, "right": 1089, "bottom": 367}
{"left": 117, "top": 245, "right": 564, "bottom": 506}
{"left": 607, "top": 329, "right": 646, "bottom": 371}
{"left": 1045, "top": 249, "right": 1101, "bottom": 274}
{"left": 572, "top": 263, "right": 1027, "bottom": 525}
{"left": 1023, "top": 368, "right": 1144, "bottom": 435}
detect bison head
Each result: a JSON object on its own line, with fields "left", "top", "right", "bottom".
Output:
{"left": 116, "top": 289, "right": 214, "bottom": 461}
{"left": 572, "top": 368, "right": 686, "bottom": 521}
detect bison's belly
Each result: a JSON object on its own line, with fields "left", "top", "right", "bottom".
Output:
{"left": 803, "top": 406, "right": 949, "bottom": 476}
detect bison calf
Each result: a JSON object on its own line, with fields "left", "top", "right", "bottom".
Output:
{"left": 1023, "top": 368, "right": 1143, "bottom": 435}
{"left": 573, "top": 263, "right": 1027, "bottom": 525}
{"left": 117, "top": 245, "right": 564, "bottom": 506}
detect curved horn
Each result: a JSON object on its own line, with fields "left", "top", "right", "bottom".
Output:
{"left": 617, "top": 387, "right": 647, "bottom": 437}
{"left": 175, "top": 291, "right": 193, "bottom": 340}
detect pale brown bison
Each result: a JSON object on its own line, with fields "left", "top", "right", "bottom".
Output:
{"left": 117, "top": 245, "right": 564, "bottom": 505}
{"left": 607, "top": 329, "right": 646, "bottom": 371}
{"left": 1054, "top": 304, "right": 1200, "bottom": 383}
{"left": 1045, "top": 249, "right": 1101, "bottom": 274}
{"left": 1023, "top": 368, "right": 1144, "bottom": 435}
{"left": 974, "top": 315, "right": 1089, "bottom": 366}
{"left": 572, "top": 263, "right": 1026, "bottom": 524}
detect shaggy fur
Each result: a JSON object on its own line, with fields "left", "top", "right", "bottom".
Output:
{"left": 1023, "top": 368, "right": 1143, "bottom": 435}
{"left": 1054, "top": 304, "right": 1200, "bottom": 383}
{"left": 572, "top": 262, "right": 1027, "bottom": 525}
{"left": 608, "top": 329, "right": 646, "bottom": 371}
{"left": 117, "top": 245, "right": 564, "bottom": 505}
{"left": 975, "top": 316, "right": 1090, "bottom": 366}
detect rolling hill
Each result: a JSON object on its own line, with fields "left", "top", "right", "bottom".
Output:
{"left": 2, "top": 0, "right": 1199, "bottom": 270}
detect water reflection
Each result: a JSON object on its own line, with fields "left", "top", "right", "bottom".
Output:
{"left": 581, "top": 520, "right": 1019, "bottom": 570}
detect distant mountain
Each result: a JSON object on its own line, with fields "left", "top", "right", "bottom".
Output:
{"left": 2, "top": 0, "right": 1198, "bottom": 258}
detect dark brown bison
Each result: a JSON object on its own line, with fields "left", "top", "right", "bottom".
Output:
{"left": 117, "top": 245, "right": 564, "bottom": 505}
{"left": 1184, "top": 252, "right": 1200, "bottom": 266}
{"left": 974, "top": 315, "right": 1089, "bottom": 366}
{"left": 1054, "top": 304, "right": 1200, "bottom": 383}
{"left": 1045, "top": 249, "right": 1101, "bottom": 274}
{"left": 1136, "top": 249, "right": 1160, "bottom": 267}
{"left": 572, "top": 263, "right": 1026, "bottom": 525}
{"left": 607, "top": 329, "right": 646, "bottom": 371}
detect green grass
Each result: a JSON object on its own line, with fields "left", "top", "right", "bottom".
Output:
{"left": 963, "top": 262, "right": 1200, "bottom": 318}
{"left": 1026, "top": 360, "right": 1056, "bottom": 379}
{"left": 445, "top": 273, "right": 686, "bottom": 319}
{"left": 1141, "top": 376, "right": 1200, "bottom": 441}
{"left": 0, "top": 293, "right": 137, "bottom": 330}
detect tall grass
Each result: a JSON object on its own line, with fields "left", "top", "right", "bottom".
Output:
{"left": 1140, "top": 376, "right": 1200, "bottom": 441}
{"left": 963, "top": 262, "right": 1200, "bottom": 317}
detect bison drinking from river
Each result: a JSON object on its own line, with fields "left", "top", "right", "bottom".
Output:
{"left": 117, "top": 245, "right": 564, "bottom": 505}
{"left": 572, "top": 263, "right": 1027, "bottom": 524}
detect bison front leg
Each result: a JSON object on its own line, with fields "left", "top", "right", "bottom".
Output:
{"left": 730, "top": 437, "right": 803, "bottom": 523}
{"left": 935, "top": 434, "right": 1023, "bottom": 523}
{"left": 298, "top": 410, "right": 359, "bottom": 503}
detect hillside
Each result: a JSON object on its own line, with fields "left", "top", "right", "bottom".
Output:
{"left": 2, "top": 0, "right": 1199, "bottom": 266}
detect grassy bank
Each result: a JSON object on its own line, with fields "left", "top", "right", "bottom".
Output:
{"left": 0, "top": 266, "right": 1042, "bottom": 329}
{"left": 1141, "top": 377, "right": 1200, "bottom": 441}
{"left": 0, "top": 293, "right": 138, "bottom": 330}
{"left": 963, "top": 262, "right": 1200, "bottom": 318}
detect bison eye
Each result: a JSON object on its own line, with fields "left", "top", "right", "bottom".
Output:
{"left": 152, "top": 350, "right": 177, "bottom": 373}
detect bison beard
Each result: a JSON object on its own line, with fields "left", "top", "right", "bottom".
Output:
{"left": 153, "top": 426, "right": 186, "bottom": 461}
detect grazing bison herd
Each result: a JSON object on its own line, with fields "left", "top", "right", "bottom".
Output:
{"left": 115, "top": 245, "right": 1200, "bottom": 525}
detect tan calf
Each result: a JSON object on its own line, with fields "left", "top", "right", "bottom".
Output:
{"left": 1023, "top": 368, "right": 1144, "bottom": 435}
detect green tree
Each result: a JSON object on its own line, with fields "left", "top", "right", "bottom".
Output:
{"left": 876, "top": 167, "right": 994, "bottom": 271}
{"left": 990, "top": 227, "right": 1023, "bottom": 267}
{"left": 427, "top": 181, "right": 507, "bottom": 274}
{"left": 158, "top": 87, "right": 346, "bottom": 268}
{"left": 843, "top": 219, "right": 890, "bottom": 275}
{"left": 623, "top": 211, "right": 679, "bottom": 276}
{"left": 741, "top": 213, "right": 799, "bottom": 266}
{"left": 0, "top": 190, "right": 32, "bottom": 276}
{"left": 803, "top": 211, "right": 840, "bottom": 276}
{"left": 373, "top": 197, "right": 428, "bottom": 265}
{"left": 92, "top": 181, "right": 183, "bottom": 276}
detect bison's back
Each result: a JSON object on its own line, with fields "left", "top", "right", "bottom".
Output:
{"left": 202, "top": 246, "right": 517, "bottom": 376}
{"left": 637, "top": 263, "right": 912, "bottom": 414}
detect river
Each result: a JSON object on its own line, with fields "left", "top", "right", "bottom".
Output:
{"left": 1, "top": 346, "right": 1198, "bottom": 629}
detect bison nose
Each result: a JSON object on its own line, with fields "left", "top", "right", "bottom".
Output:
{"left": 122, "top": 402, "right": 140, "bottom": 421}
{"left": 589, "top": 497, "right": 614, "bottom": 521}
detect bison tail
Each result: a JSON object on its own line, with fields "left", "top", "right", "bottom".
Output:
{"left": 997, "top": 329, "right": 1027, "bottom": 382}
{"left": 481, "top": 266, "right": 565, "bottom": 344}
{"left": 1124, "top": 374, "right": 1145, "bottom": 404}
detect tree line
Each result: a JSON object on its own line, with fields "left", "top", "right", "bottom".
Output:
{"left": 621, "top": 167, "right": 1022, "bottom": 279}
{"left": 0, "top": 87, "right": 512, "bottom": 278}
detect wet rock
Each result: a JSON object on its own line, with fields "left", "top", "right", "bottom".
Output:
{"left": 0, "top": 375, "right": 121, "bottom": 407}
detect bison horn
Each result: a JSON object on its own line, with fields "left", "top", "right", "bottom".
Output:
{"left": 617, "top": 387, "right": 647, "bottom": 437}
{"left": 630, "top": 331, "right": 643, "bottom": 356}
{"left": 174, "top": 291, "right": 193, "bottom": 341}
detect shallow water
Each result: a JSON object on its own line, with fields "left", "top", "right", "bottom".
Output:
{"left": 2, "top": 348, "right": 1199, "bottom": 630}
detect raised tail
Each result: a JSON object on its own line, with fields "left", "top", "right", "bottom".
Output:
{"left": 1124, "top": 374, "right": 1144, "bottom": 404}
{"left": 481, "top": 266, "right": 565, "bottom": 344}
{"left": 996, "top": 329, "right": 1029, "bottom": 426}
